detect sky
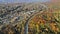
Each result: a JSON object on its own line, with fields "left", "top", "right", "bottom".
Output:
{"left": 0, "top": 0, "right": 50, "bottom": 3}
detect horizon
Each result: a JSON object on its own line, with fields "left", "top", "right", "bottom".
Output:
{"left": 0, "top": 0, "right": 50, "bottom": 3}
